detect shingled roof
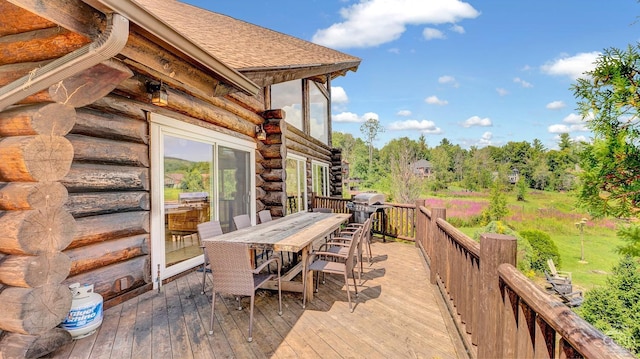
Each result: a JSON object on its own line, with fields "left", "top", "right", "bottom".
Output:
{"left": 134, "top": 0, "right": 361, "bottom": 83}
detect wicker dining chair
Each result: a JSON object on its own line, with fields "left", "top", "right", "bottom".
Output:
{"left": 197, "top": 220, "right": 223, "bottom": 294}
{"left": 303, "top": 227, "right": 362, "bottom": 312}
{"left": 204, "top": 241, "right": 282, "bottom": 342}
{"left": 233, "top": 214, "right": 252, "bottom": 230}
{"left": 258, "top": 210, "right": 272, "bottom": 223}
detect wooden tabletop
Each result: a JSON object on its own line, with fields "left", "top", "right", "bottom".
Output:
{"left": 202, "top": 212, "right": 351, "bottom": 252}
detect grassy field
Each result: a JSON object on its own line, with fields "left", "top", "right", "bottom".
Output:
{"left": 431, "top": 189, "right": 625, "bottom": 291}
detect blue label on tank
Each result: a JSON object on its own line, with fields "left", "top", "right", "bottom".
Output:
{"left": 61, "top": 302, "right": 103, "bottom": 329}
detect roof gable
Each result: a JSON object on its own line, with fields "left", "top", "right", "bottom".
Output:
{"left": 134, "top": 0, "right": 360, "bottom": 83}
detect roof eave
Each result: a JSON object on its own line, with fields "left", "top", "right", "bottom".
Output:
{"left": 239, "top": 60, "right": 361, "bottom": 86}
{"left": 92, "top": 0, "right": 261, "bottom": 96}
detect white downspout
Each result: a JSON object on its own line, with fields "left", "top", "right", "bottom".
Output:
{"left": 0, "top": 13, "right": 129, "bottom": 112}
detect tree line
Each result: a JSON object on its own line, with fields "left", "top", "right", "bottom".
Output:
{"left": 333, "top": 129, "right": 582, "bottom": 203}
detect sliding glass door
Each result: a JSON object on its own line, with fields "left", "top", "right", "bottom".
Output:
{"left": 150, "top": 114, "right": 255, "bottom": 283}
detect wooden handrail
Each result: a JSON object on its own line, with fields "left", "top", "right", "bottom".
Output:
{"left": 414, "top": 201, "right": 635, "bottom": 359}
{"left": 498, "top": 264, "right": 634, "bottom": 358}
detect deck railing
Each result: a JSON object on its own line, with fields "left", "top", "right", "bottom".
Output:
{"left": 311, "top": 196, "right": 417, "bottom": 241}
{"left": 414, "top": 200, "right": 635, "bottom": 359}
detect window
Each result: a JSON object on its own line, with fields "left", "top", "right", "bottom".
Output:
{"left": 150, "top": 113, "right": 255, "bottom": 282}
{"left": 271, "top": 78, "right": 330, "bottom": 144}
{"left": 271, "top": 80, "right": 303, "bottom": 131}
{"left": 285, "top": 154, "right": 307, "bottom": 214}
{"left": 312, "top": 161, "right": 329, "bottom": 197}
{"left": 309, "top": 81, "right": 329, "bottom": 145}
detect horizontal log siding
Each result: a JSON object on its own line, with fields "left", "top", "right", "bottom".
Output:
{"left": 415, "top": 203, "right": 635, "bottom": 359}
{"left": 63, "top": 100, "right": 151, "bottom": 303}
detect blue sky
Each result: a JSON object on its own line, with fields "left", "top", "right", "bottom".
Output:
{"left": 185, "top": 0, "right": 640, "bottom": 150}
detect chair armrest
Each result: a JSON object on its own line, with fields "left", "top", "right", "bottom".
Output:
{"left": 312, "top": 250, "right": 348, "bottom": 261}
{"left": 254, "top": 257, "right": 280, "bottom": 274}
{"left": 325, "top": 241, "right": 350, "bottom": 247}
{"left": 330, "top": 236, "right": 354, "bottom": 242}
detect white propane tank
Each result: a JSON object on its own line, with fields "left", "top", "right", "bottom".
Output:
{"left": 61, "top": 283, "right": 103, "bottom": 339}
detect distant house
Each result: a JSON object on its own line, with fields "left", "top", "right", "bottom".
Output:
{"left": 412, "top": 159, "right": 434, "bottom": 178}
{"left": 165, "top": 173, "right": 184, "bottom": 188}
{"left": 508, "top": 168, "right": 520, "bottom": 184}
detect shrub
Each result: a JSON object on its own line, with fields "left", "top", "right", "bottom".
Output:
{"left": 579, "top": 256, "right": 640, "bottom": 355}
{"left": 474, "top": 221, "right": 534, "bottom": 274}
{"left": 519, "top": 229, "right": 561, "bottom": 272}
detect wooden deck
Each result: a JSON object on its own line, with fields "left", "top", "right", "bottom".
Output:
{"left": 46, "top": 240, "right": 466, "bottom": 359}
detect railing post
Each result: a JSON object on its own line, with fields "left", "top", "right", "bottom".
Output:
{"left": 414, "top": 199, "right": 425, "bottom": 249}
{"left": 429, "top": 208, "right": 446, "bottom": 285}
{"left": 477, "top": 233, "right": 517, "bottom": 359}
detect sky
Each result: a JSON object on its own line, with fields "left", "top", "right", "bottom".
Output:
{"left": 184, "top": 0, "right": 640, "bottom": 150}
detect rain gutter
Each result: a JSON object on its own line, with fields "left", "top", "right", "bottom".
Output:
{"left": 95, "top": 0, "right": 261, "bottom": 97}
{"left": 0, "top": 13, "right": 130, "bottom": 112}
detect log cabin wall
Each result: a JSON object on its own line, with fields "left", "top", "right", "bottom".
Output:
{"left": 0, "top": 3, "right": 127, "bottom": 355}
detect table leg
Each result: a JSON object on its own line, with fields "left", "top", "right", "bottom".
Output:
{"left": 301, "top": 245, "right": 314, "bottom": 301}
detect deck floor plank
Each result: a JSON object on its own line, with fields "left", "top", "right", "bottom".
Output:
{"left": 164, "top": 280, "right": 194, "bottom": 359}
{"left": 83, "top": 302, "right": 123, "bottom": 358}
{"left": 110, "top": 296, "right": 138, "bottom": 359}
{"left": 129, "top": 289, "right": 154, "bottom": 359}
{"left": 47, "top": 240, "right": 465, "bottom": 359}
{"left": 151, "top": 287, "right": 173, "bottom": 359}
{"left": 183, "top": 270, "right": 236, "bottom": 359}
{"left": 174, "top": 273, "right": 216, "bottom": 358}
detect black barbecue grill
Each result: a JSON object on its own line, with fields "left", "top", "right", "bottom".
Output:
{"left": 347, "top": 193, "right": 390, "bottom": 241}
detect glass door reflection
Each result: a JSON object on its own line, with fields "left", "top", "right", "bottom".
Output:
{"left": 163, "top": 135, "right": 213, "bottom": 267}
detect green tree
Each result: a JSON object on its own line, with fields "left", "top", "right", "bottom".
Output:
{"left": 579, "top": 256, "right": 640, "bottom": 355}
{"left": 572, "top": 44, "right": 640, "bottom": 257}
{"left": 519, "top": 229, "right": 560, "bottom": 272}
{"left": 572, "top": 44, "right": 640, "bottom": 218}
{"left": 181, "top": 167, "right": 205, "bottom": 192}
{"left": 360, "top": 118, "right": 385, "bottom": 175}
{"left": 516, "top": 176, "right": 527, "bottom": 201}
{"left": 388, "top": 138, "right": 421, "bottom": 203}
{"left": 485, "top": 179, "right": 508, "bottom": 221}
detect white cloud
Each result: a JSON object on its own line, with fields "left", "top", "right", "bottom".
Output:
{"left": 513, "top": 77, "right": 533, "bottom": 88}
{"left": 423, "top": 27, "right": 445, "bottom": 40}
{"left": 331, "top": 86, "right": 348, "bottom": 103}
{"left": 425, "top": 95, "right": 448, "bottom": 105}
{"left": 311, "top": 0, "right": 480, "bottom": 48}
{"left": 462, "top": 115, "right": 492, "bottom": 128}
{"left": 438, "top": 75, "right": 459, "bottom": 87}
{"left": 388, "top": 119, "right": 443, "bottom": 134}
{"left": 479, "top": 131, "right": 493, "bottom": 145}
{"left": 546, "top": 100, "right": 565, "bottom": 110}
{"left": 547, "top": 112, "right": 590, "bottom": 133}
{"left": 388, "top": 47, "right": 400, "bottom": 54}
{"left": 548, "top": 124, "right": 571, "bottom": 133}
{"left": 397, "top": 109, "right": 412, "bottom": 116}
{"left": 541, "top": 52, "right": 600, "bottom": 80}
{"left": 450, "top": 24, "right": 465, "bottom": 34}
{"left": 333, "top": 111, "right": 379, "bottom": 123}
{"left": 496, "top": 88, "right": 508, "bottom": 96}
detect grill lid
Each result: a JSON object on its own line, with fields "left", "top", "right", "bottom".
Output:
{"left": 352, "top": 192, "right": 385, "bottom": 205}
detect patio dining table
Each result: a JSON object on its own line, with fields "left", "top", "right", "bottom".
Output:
{"left": 202, "top": 211, "right": 351, "bottom": 300}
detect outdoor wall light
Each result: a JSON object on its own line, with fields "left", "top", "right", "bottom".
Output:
{"left": 256, "top": 124, "right": 267, "bottom": 141}
{"left": 147, "top": 81, "right": 168, "bottom": 106}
